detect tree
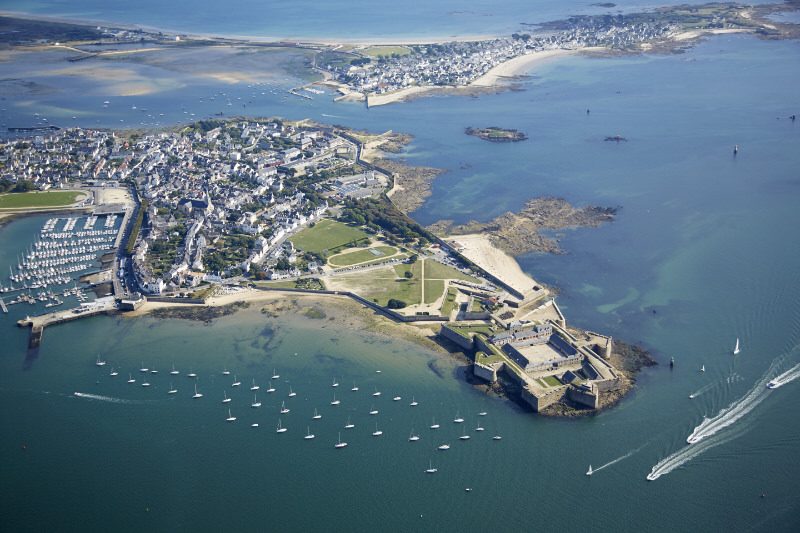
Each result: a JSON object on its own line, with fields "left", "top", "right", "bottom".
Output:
{"left": 387, "top": 299, "right": 407, "bottom": 309}
{"left": 404, "top": 271, "right": 413, "bottom": 279}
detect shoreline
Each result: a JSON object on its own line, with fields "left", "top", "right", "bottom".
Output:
{"left": 0, "top": 10, "right": 500, "bottom": 46}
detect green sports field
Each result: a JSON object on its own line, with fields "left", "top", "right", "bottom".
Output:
{"left": 0, "top": 190, "right": 83, "bottom": 209}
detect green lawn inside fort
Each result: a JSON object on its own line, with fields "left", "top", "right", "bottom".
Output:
{"left": 289, "top": 219, "right": 369, "bottom": 255}
{"left": 0, "top": 190, "right": 83, "bottom": 209}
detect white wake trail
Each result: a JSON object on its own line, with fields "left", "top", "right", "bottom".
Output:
{"left": 73, "top": 392, "right": 135, "bottom": 404}
{"left": 688, "top": 382, "right": 716, "bottom": 399}
{"left": 767, "top": 362, "right": 800, "bottom": 389}
{"left": 592, "top": 446, "right": 643, "bottom": 474}
{"left": 686, "top": 362, "right": 780, "bottom": 444}
{"left": 647, "top": 426, "right": 747, "bottom": 481}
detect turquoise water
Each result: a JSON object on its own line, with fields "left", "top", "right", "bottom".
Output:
{"left": 0, "top": 0, "right": 775, "bottom": 40}
{"left": 1, "top": 17, "right": 800, "bottom": 533}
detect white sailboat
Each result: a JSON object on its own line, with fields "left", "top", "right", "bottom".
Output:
{"left": 187, "top": 369, "right": 197, "bottom": 378}
{"left": 409, "top": 429, "right": 420, "bottom": 442}
{"left": 332, "top": 377, "right": 339, "bottom": 388}
{"left": 95, "top": 356, "right": 106, "bottom": 367}
{"left": 276, "top": 419, "right": 287, "bottom": 433}
{"left": 409, "top": 397, "right": 418, "bottom": 406}
{"left": 226, "top": 409, "right": 236, "bottom": 422}
{"left": 459, "top": 428, "right": 470, "bottom": 440}
{"left": 170, "top": 364, "right": 179, "bottom": 375}
{"left": 251, "top": 393, "right": 261, "bottom": 408}
{"left": 369, "top": 405, "right": 379, "bottom": 415}
{"left": 222, "top": 390, "right": 231, "bottom": 403}
{"left": 168, "top": 383, "right": 177, "bottom": 394}
{"left": 280, "top": 401, "right": 290, "bottom": 414}
{"left": 372, "top": 422, "right": 383, "bottom": 437}
{"left": 331, "top": 393, "right": 340, "bottom": 405}
{"left": 425, "top": 460, "right": 438, "bottom": 474}
{"left": 493, "top": 435, "right": 502, "bottom": 441}
{"left": 454, "top": 412, "right": 464, "bottom": 423}
{"left": 344, "top": 416, "right": 354, "bottom": 429}
{"left": 192, "top": 383, "right": 203, "bottom": 399}
{"left": 393, "top": 396, "right": 402, "bottom": 401}
{"left": 478, "top": 412, "right": 487, "bottom": 416}
{"left": 305, "top": 426, "right": 315, "bottom": 440}
{"left": 288, "top": 386, "right": 296, "bottom": 397}
{"left": 733, "top": 338, "right": 741, "bottom": 355}
{"left": 438, "top": 444, "right": 450, "bottom": 450}
{"left": 232, "top": 375, "right": 241, "bottom": 387}
{"left": 430, "top": 417, "right": 440, "bottom": 429}
{"left": 312, "top": 408, "right": 322, "bottom": 420}
{"left": 334, "top": 432, "right": 347, "bottom": 448}
{"left": 475, "top": 425, "right": 485, "bottom": 432}
{"left": 272, "top": 369, "right": 280, "bottom": 379}
{"left": 109, "top": 368, "right": 118, "bottom": 377}
{"left": 150, "top": 368, "right": 158, "bottom": 374}
{"left": 141, "top": 379, "right": 151, "bottom": 387}
{"left": 586, "top": 465, "right": 593, "bottom": 476}
{"left": 250, "top": 379, "right": 259, "bottom": 391}
{"left": 139, "top": 362, "right": 148, "bottom": 372}
{"left": 351, "top": 382, "right": 359, "bottom": 391}
{"left": 127, "top": 373, "right": 135, "bottom": 384}
{"left": 267, "top": 380, "right": 276, "bottom": 393}
{"left": 222, "top": 367, "right": 230, "bottom": 376}
{"left": 372, "top": 387, "right": 381, "bottom": 397}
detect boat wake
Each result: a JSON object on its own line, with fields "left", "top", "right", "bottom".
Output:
{"left": 591, "top": 446, "right": 644, "bottom": 475}
{"left": 73, "top": 392, "right": 135, "bottom": 404}
{"left": 686, "top": 368, "right": 774, "bottom": 444}
{"left": 766, "top": 362, "right": 800, "bottom": 389}
{"left": 647, "top": 425, "right": 748, "bottom": 481}
{"left": 688, "top": 382, "right": 716, "bottom": 399}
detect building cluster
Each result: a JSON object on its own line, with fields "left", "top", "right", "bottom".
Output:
{"left": 327, "top": 18, "right": 675, "bottom": 96}
{"left": 0, "top": 120, "right": 381, "bottom": 294}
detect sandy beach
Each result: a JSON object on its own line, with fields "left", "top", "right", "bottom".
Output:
{"left": 470, "top": 49, "right": 575, "bottom": 87}
{"left": 446, "top": 233, "right": 540, "bottom": 296}
{"left": 366, "top": 85, "right": 441, "bottom": 107}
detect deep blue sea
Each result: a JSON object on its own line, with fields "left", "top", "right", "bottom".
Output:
{"left": 1, "top": 2, "right": 800, "bottom": 531}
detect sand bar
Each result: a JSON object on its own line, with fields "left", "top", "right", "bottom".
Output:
{"left": 470, "top": 49, "right": 575, "bottom": 87}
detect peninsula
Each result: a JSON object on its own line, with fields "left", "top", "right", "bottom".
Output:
{"left": 3, "top": 118, "right": 647, "bottom": 415}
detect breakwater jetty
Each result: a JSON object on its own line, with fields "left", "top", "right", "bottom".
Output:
{"left": 17, "top": 296, "right": 117, "bottom": 348}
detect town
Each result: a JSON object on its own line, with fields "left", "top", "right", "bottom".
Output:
{"left": 1, "top": 119, "right": 628, "bottom": 414}
{"left": 323, "top": 4, "right": 766, "bottom": 100}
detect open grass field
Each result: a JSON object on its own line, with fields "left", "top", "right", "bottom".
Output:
{"left": 327, "top": 245, "right": 399, "bottom": 267}
{"left": 290, "top": 219, "right": 369, "bottom": 255}
{"left": 0, "top": 190, "right": 83, "bottom": 209}
{"left": 360, "top": 45, "right": 411, "bottom": 57}
{"left": 422, "top": 260, "right": 481, "bottom": 282}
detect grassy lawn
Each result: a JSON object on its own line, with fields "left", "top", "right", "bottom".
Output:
{"left": 327, "top": 245, "right": 398, "bottom": 267}
{"left": 441, "top": 287, "right": 460, "bottom": 317}
{"left": 542, "top": 375, "right": 563, "bottom": 387}
{"left": 361, "top": 45, "right": 411, "bottom": 57}
{"left": 290, "top": 219, "right": 369, "bottom": 255}
{"left": 0, "top": 190, "right": 83, "bottom": 209}
{"left": 422, "top": 260, "right": 481, "bottom": 282}
{"left": 424, "top": 280, "right": 445, "bottom": 304}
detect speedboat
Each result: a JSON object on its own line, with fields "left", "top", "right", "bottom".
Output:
{"left": 767, "top": 379, "right": 779, "bottom": 389}
{"left": 586, "top": 465, "right": 593, "bottom": 476}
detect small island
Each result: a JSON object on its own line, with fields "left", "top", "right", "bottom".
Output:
{"left": 465, "top": 127, "right": 528, "bottom": 143}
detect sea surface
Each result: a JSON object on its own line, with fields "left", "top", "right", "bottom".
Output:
{"left": 0, "top": 0, "right": 778, "bottom": 40}
{"left": 1, "top": 4, "right": 800, "bottom": 531}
